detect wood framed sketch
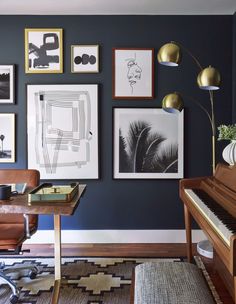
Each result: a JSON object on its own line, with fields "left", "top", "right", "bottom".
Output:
{"left": 113, "top": 108, "right": 183, "bottom": 179}
{"left": 0, "top": 65, "right": 15, "bottom": 104}
{"left": 71, "top": 45, "right": 99, "bottom": 73}
{"left": 27, "top": 84, "right": 99, "bottom": 179}
{"left": 112, "top": 48, "right": 154, "bottom": 99}
{"left": 0, "top": 113, "right": 15, "bottom": 163}
{"left": 25, "top": 28, "right": 63, "bottom": 73}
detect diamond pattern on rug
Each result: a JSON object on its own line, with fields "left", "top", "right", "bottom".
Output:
{"left": 0, "top": 257, "right": 213, "bottom": 304}
{"left": 71, "top": 272, "right": 131, "bottom": 295}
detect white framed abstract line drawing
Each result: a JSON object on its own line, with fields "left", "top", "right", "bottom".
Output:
{"left": 113, "top": 108, "right": 184, "bottom": 179}
{"left": 27, "top": 84, "right": 99, "bottom": 179}
{"left": 0, "top": 65, "right": 15, "bottom": 103}
{"left": 25, "top": 28, "right": 63, "bottom": 73}
{"left": 0, "top": 113, "right": 15, "bottom": 163}
{"left": 71, "top": 45, "right": 99, "bottom": 73}
{"left": 112, "top": 48, "right": 154, "bottom": 99}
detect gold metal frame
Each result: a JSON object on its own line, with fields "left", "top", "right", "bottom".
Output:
{"left": 24, "top": 28, "right": 63, "bottom": 74}
{"left": 0, "top": 113, "right": 15, "bottom": 163}
{"left": 71, "top": 45, "right": 99, "bottom": 73}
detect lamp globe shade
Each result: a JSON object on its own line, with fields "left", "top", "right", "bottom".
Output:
{"left": 157, "top": 42, "right": 181, "bottom": 67}
{"left": 197, "top": 66, "right": 221, "bottom": 90}
{"left": 162, "top": 92, "right": 184, "bottom": 113}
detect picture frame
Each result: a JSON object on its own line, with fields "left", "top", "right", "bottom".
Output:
{"left": 112, "top": 48, "right": 154, "bottom": 99}
{"left": 27, "top": 84, "right": 99, "bottom": 179}
{"left": 113, "top": 108, "right": 183, "bottom": 179}
{"left": 0, "top": 65, "right": 15, "bottom": 104}
{"left": 25, "top": 28, "right": 63, "bottom": 73}
{"left": 71, "top": 45, "right": 99, "bottom": 73}
{"left": 0, "top": 113, "right": 15, "bottom": 163}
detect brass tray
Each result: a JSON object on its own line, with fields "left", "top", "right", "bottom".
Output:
{"left": 28, "top": 183, "right": 79, "bottom": 203}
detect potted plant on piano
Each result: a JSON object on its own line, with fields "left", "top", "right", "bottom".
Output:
{"left": 218, "top": 124, "right": 236, "bottom": 166}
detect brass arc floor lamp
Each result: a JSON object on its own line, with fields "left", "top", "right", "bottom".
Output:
{"left": 157, "top": 41, "right": 221, "bottom": 175}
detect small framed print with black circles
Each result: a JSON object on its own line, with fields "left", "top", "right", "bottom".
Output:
{"left": 71, "top": 45, "right": 99, "bottom": 73}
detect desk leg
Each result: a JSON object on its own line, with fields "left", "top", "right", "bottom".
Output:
{"left": 51, "top": 215, "right": 62, "bottom": 304}
{"left": 184, "top": 204, "right": 192, "bottom": 263}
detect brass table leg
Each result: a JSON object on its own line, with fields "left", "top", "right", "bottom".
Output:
{"left": 51, "top": 215, "right": 62, "bottom": 304}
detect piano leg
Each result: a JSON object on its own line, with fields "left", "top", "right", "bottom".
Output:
{"left": 184, "top": 204, "right": 193, "bottom": 262}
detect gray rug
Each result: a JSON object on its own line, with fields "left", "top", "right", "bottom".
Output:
{"left": 0, "top": 256, "right": 221, "bottom": 304}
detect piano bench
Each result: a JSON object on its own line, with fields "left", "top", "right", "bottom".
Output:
{"left": 133, "top": 262, "right": 215, "bottom": 304}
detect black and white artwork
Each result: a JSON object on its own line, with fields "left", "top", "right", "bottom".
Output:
{"left": 0, "top": 65, "right": 14, "bottom": 103}
{"left": 27, "top": 84, "right": 98, "bottom": 179}
{"left": 113, "top": 108, "right": 183, "bottom": 179}
{"left": 112, "top": 48, "right": 154, "bottom": 99}
{"left": 0, "top": 113, "right": 15, "bottom": 163}
{"left": 71, "top": 45, "right": 99, "bottom": 73}
{"left": 25, "top": 29, "right": 63, "bottom": 73}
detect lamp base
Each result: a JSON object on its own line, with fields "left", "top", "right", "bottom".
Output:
{"left": 197, "top": 240, "right": 213, "bottom": 259}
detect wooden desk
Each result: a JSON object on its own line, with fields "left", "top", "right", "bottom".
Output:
{"left": 0, "top": 184, "right": 86, "bottom": 304}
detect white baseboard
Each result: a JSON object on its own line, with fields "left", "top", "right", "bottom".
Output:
{"left": 25, "top": 229, "right": 206, "bottom": 244}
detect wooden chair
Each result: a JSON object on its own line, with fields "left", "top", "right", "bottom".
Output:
{"left": 0, "top": 169, "right": 40, "bottom": 304}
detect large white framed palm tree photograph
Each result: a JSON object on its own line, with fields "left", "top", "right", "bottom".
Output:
{"left": 113, "top": 108, "right": 184, "bottom": 179}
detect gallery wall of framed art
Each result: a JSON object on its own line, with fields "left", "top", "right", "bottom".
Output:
{"left": 0, "top": 15, "right": 231, "bottom": 232}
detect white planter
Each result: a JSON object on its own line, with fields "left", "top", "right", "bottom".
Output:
{"left": 222, "top": 140, "right": 236, "bottom": 166}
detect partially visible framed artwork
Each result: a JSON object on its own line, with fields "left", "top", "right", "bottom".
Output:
{"left": 112, "top": 48, "right": 154, "bottom": 99}
{"left": 25, "top": 28, "right": 63, "bottom": 73}
{"left": 0, "top": 113, "right": 15, "bottom": 163}
{"left": 0, "top": 65, "right": 15, "bottom": 104}
{"left": 71, "top": 45, "right": 99, "bottom": 73}
{"left": 113, "top": 108, "right": 183, "bottom": 179}
{"left": 27, "top": 84, "right": 99, "bottom": 179}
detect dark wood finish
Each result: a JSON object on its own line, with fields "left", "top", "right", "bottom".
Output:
{"left": 184, "top": 204, "right": 192, "bottom": 262}
{"left": 17, "top": 243, "right": 233, "bottom": 304}
{"left": 112, "top": 48, "right": 154, "bottom": 100}
{"left": 0, "top": 185, "right": 86, "bottom": 215}
{"left": 180, "top": 163, "right": 236, "bottom": 302}
{"left": 214, "top": 250, "right": 235, "bottom": 300}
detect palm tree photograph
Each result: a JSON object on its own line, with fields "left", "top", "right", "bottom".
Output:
{"left": 113, "top": 108, "right": 183, "bottom": 179}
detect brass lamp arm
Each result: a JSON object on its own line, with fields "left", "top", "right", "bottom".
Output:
{"left": 185, "top": 95, "right": 214, "bottom": 133}
{"left": 171, "top": 41, "right": 203, "bottom": 71}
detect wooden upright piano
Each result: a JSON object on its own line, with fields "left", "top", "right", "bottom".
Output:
{"left": 180, "top": 163, "right": 236, "bottom": 302}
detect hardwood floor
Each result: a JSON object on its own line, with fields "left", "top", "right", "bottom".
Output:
{"left": 18, "top": 243, "right": 233, "bottom": 303}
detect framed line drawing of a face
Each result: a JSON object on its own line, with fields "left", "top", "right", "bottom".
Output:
{"left": 71, "top": 45, "right": 99, "bottom": 73}
{"left": 112, "top": 48, "right": 154, "bottom": 99}
{"left": 27, "top": 84, "right": 99, "bottom": 179}
{"left": 25, "top": 28, "right": 63, "bottom": 73}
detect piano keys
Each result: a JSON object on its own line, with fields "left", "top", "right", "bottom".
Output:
{"left": 180, "top": 163, "right": 236, "bottom": 303}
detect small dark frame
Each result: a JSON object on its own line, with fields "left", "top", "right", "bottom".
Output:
{"left": 112, "top": 48, "right": 154, "bottom": 100}
{"left": 0, "top": 64, "right": 15, "bottom": 104}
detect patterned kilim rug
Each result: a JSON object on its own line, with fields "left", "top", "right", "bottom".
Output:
{"left": 0, "top": 256, "right": 222, "bottom": 304}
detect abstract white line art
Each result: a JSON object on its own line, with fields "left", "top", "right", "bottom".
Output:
{"left": 27, "top": 85, "right": 98, "bottom": 179}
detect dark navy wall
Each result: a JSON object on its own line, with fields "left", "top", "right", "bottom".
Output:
{"left": 0, "top": 15, "right": 232, "bottom": 230}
